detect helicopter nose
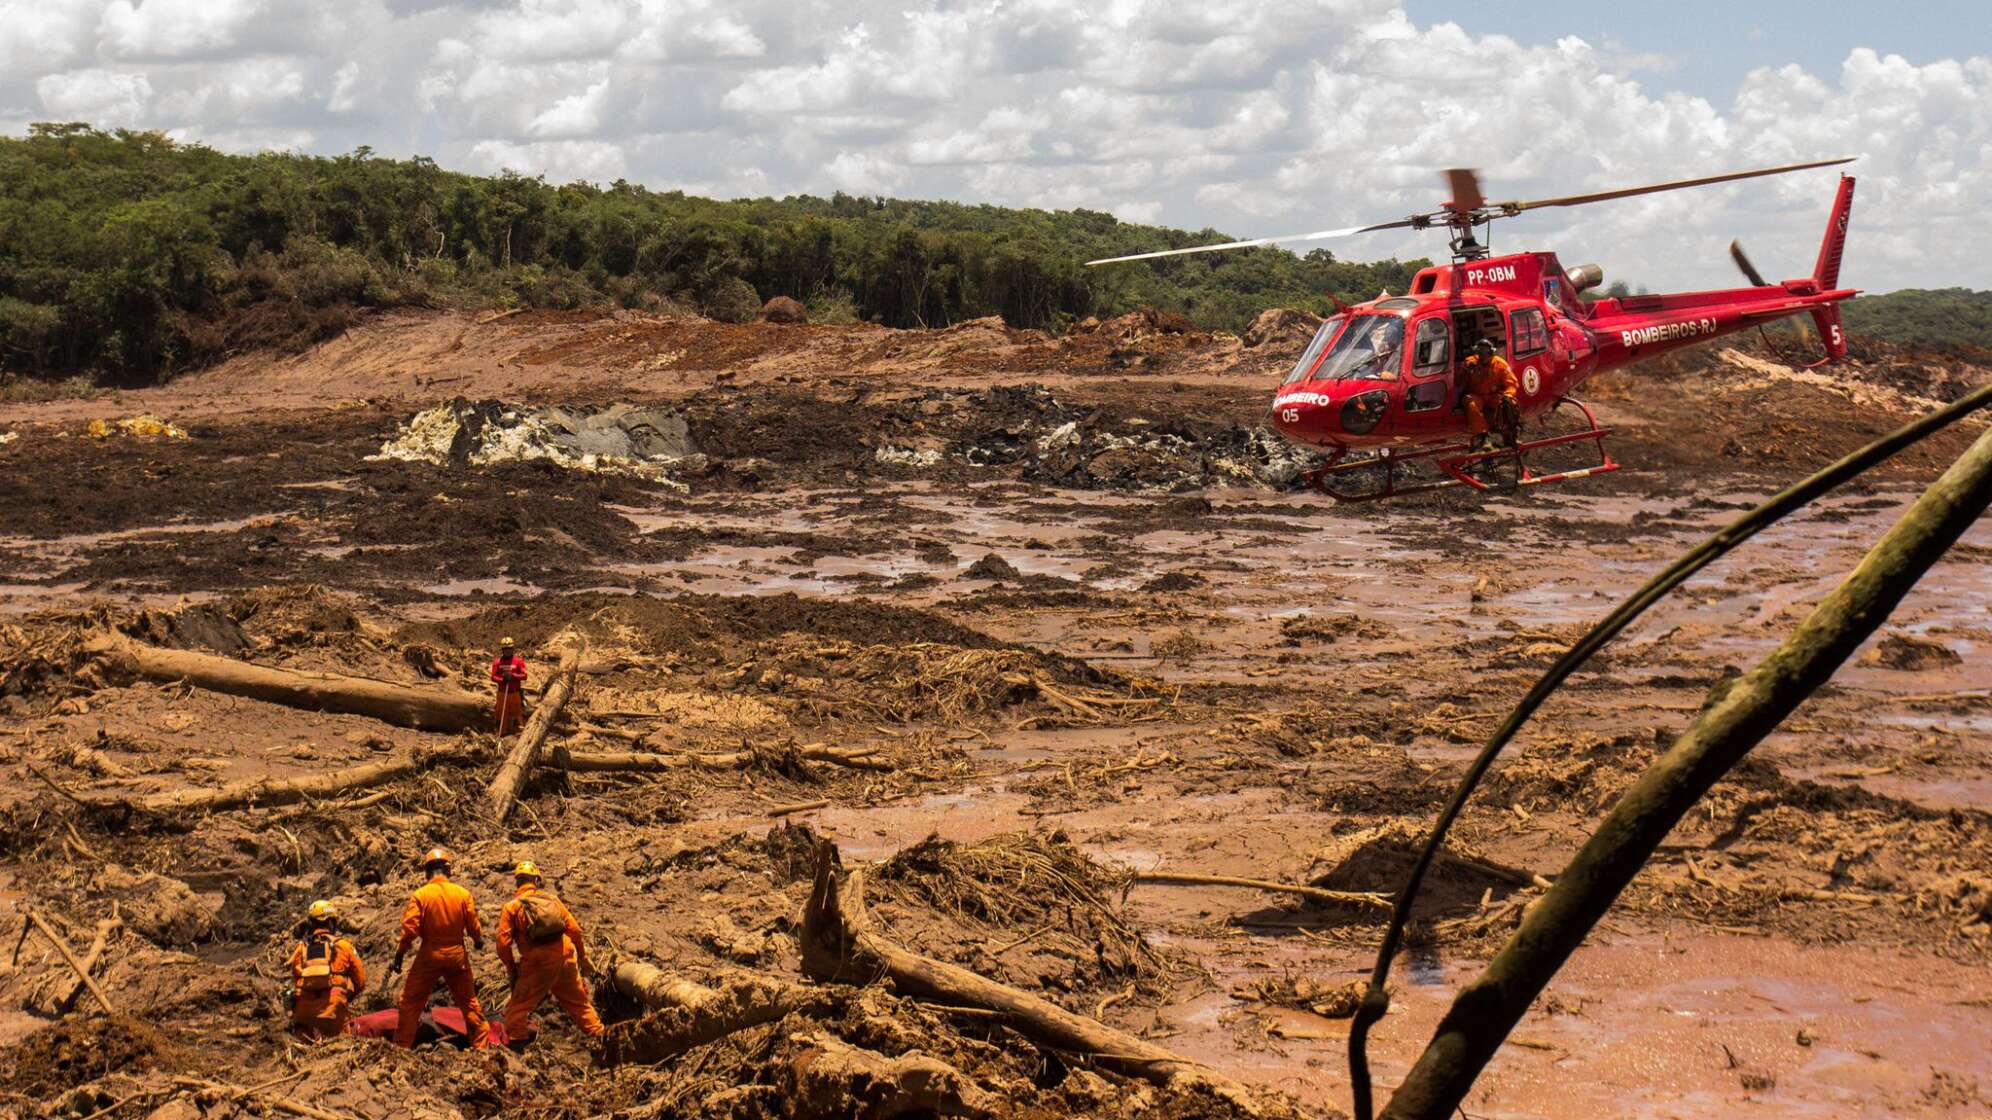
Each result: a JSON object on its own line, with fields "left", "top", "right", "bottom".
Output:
{"left": 1269, "top": 388, "right": 1338, "bottom": 443}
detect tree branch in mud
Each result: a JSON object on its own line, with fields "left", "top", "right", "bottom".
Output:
{"left": 83, "top": 634, "right": 489, "bottom": 732}
{"left": 549, "top": 744, "right": 890, "bottom": 773}
{"left": 1131, "top": 871, "right": 1392, "bottom": 913}
{"left": 1381, "top": 422, "right": 1992, "bottom": 1120}
{"left": 800, "top": 839, "right": 1300, "bottom": 1119}
{"left": 55, "top": 915, "right": 122, "bottom": 1015}
{"left": 488, "top": 648, "right": 581, "bottom": 824}
{"left": 123, "top": 743, "right": 483, "bottom": 816}
{"left": 603, "top": 966, "right": 836, "bottom": 1065}
{"left": 26, "top": 909, "right": 113, "bottom": 1015}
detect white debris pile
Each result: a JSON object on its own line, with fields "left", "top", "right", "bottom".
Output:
{"left": 372, "top": 398, "right": 706, "bottom": 485}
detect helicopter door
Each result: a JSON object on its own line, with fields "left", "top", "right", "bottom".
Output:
{"left": 1396, "top": 316, "right": 1453, "bottom": 438}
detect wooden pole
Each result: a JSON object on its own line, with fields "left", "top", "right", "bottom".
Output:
{"left": 549, "top": 745, "right": 888, "bottom": 773}
{"left": 1381, "top": 422, "right": 1992, "bottom": 1120}
{"left": 488, "top": 650, "right": 580, "bottom": 823}
{"left": 85, "top": 635, "right": 488, "bottom": 732}
{"left": 1132, "top": 871, "right": 1391, "bottom": 913}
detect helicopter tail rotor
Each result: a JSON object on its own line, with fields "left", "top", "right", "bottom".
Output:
{"left": 1729, "top": 240, "right": 1769, "bottom": 287}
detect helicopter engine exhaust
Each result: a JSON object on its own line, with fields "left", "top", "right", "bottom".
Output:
{"left": 1565, "top": 263, "right": 1605, "bottom": 292}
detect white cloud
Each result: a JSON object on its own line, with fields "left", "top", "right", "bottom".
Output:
{"left": 0, "top": 0, "right": 1987, "bottom": 291}
{"left": 36, "top": 67, "right": 151, "bottom": 126}
{"left": 97, "top": 0, "right": 268, "bottom": 61}
{"left": 0, "top": 0, "right": 107, "bottom": 76}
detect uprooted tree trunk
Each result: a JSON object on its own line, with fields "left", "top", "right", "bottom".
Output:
{"left": 800, "top": 840, "right": 1300, "bottom": 1119}
{"left": 123, "top": 743, "right": 483, "bottom": 816}
{"left": 549, "top": 743, "right": 890, "bottom": 773}
{"left": 1380, "top": 420, "right": 1992, "bottom": 1120}
{"left": 603, "top": 966, "right": 837, "bottom": 1065}
{"left": 84, "top": 634, "right": 488, "bottom": 732}
{"left": 488, "top": 649, "right": 581, "bottom": 823}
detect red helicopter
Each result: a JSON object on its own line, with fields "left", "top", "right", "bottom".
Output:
{"left": 1087, "top": 159, "right": 1858, "bottom": 500}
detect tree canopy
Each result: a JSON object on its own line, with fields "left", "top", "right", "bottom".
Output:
{"left": 0, "top": 125, "right": 1428, "bottom": 382}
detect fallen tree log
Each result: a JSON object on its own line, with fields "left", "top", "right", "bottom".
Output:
{"left": 785, "top": 1031, "right": 998, "bottom": 1119}
{"left": 610, "top": 960, "right": 719, "bottom": 1012}
{"left": 603, "top": 969, "right": 837, "bottom": 1065}
{"left": 550, "top": 744, "right": 889, "bottom": 773}
{"left": 488, "top": 649, "right": 581, "bottom": 823}
{"left": 125, "top": 744, "right": 482, "bottom": 816}
{"left": 1131, "top": 871, "right": 1391, "bottom": 913}
{"left": 84, "top": 634, "right": 487, "bottom": 732}
{"left": 801, "top": 840, "right": 1298, "bottom": 1119}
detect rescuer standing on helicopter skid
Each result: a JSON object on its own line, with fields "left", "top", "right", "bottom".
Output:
{"left": 1462, "top": 338, "right": 1520, "bottom": 450}
{"left": 491, "top": 637, "right": 528, "bottom": 736}
{"left": 288, "top": 900, "right": 366, "bottom": 1040}
{"left": 497, "top": 860, "right": 605, "bottom": 1049}
{"left": 391, "top": 848, "right": 492, "bottom": 1049}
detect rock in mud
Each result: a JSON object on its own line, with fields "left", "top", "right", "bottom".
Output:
{"left": 961, "top": 553, "right": 1021, "bottom": 581}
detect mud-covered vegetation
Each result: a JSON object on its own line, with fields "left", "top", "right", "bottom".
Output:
{"left": 0, "top": 124, "right": 1427, "bottom": 381}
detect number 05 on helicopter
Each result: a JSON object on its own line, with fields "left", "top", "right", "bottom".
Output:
{"left": 1086, "top": 159, "right": 1858, "bottom": 501}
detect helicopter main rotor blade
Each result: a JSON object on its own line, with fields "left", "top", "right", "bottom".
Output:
{"left": 1496, "top": 157, "right": 1855, "bottom": 214}
{"left": 1083, "top": 219, "right": 1416, "bottom": 266}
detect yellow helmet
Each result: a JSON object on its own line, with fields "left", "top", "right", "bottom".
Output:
{"left": 422, "top": 847, "right": 452, "bottom": 868}
{"left": 500, "top": 636, "right": 516, "bottom": 648}
{"left": 512, "top": 860, "right": 542, "bottom": 880}
{"left": 307, "top": 900, "right": 337, "bottom": 922}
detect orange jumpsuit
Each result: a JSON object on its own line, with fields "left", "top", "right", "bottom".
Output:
{"left": 288, "top": 933, "right": 366, "bottom": 1041}
{"left": 395, "top": 876, "right": 491, "bottom": 1048}
{"left": 1463, "top": 354, "right": 1519, "bottom": 437}
{"left": 491, "top": 654, "right": 528, "bottom": 735}
{"left": 498, "top": 885, "right": 604, "bottom": 1043}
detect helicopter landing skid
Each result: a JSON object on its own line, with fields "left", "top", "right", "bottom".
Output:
{"left": 1301, "top": 398, "right": 1619, "bottom": 502}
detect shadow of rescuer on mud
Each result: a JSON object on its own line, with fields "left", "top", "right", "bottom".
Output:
{"left": 391, "top": 848, "right": 492, "bottom": 1048}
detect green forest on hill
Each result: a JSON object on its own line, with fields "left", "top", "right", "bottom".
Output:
{"left": 1, "top": 125, "right": 1985, "bottom": 384}
{"left": 0, "top": 124, "right": 1423, "bottom": 382}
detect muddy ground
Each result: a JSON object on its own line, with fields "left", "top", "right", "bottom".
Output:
{"left": 2, "top": 307, "right": 1990, "bottom": 1119}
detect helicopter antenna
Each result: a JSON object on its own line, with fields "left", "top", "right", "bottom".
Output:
{"left": 1085, "top": 157, "right": 1855, "bottom": 267}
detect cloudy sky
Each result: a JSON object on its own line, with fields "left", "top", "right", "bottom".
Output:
{"left": 3, "top": 0, "right": 1988, "bottom": 293}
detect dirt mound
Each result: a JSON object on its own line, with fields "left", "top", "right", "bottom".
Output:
{"left": 1865, "top": 632, "right": 1962, "bottom": 670}
{"left": 0, "top": 1016, "right": 182, "bottom": 1097}
{"left": 1310, "top": 823, "right": 1531, "bottom": 920}
{"left": 759, "top": 295, "right": 808, "bottom": 325}
{"left": 874, "top": 831, "right": 1176, "bottom": 997}
{"left": 1242, "top": 307, "right": 1323, "bottom": 349}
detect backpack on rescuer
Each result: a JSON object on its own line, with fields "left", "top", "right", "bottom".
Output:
{"left": 298, "top": 931, "right": 338, "bottom": 992}
{"left": 516, "top": 890, "right": 568, "bottom": 945}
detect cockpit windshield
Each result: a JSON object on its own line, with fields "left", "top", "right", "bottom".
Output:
{"left": 1306, "top": 314, "right": 1405, "bottom": 382}
{"left": 1290, "top": 314, "right": 1402, "bottom": 382}
{"left": 1283, "top": 315, "right": 1346, "bottom": 384}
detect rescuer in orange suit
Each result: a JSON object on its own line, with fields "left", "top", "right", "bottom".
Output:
{"left": 1462, "top": 338, "right": 1520, "bottom": 449}
{"left": 497, "top": 860, "right": 604, "bottom": 1049}
{"left": 288, "top": 899, "right": 366, "bottom": 1040}
{"left": 390, "top": 848, "right": 492, "bottom": 1048}
{"left": 491, "top": 637, "right": 527, "bottom": 735}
